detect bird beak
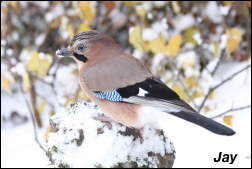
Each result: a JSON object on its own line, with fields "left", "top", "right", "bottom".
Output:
{"left": 56, "top": 46, "right": 74, "bottom": 58}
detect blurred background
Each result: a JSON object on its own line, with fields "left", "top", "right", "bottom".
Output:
{"left": 1, "top": 1, "right": 251, "bottom": 168}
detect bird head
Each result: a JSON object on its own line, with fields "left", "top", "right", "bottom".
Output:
{"left": 56, "top": 30, "right": 122, "bottom": 68}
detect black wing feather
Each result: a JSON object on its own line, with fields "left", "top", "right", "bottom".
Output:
{"left": 169, "top": 111, "right": 236, "bottom": 136}
{"left": 116, "top": 77, "right": 235, "bottom": 136}
{"left": 117, "top": 77, "right": 180, "bottom": 100}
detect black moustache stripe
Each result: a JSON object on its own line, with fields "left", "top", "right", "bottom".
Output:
{"left": 73, "top": 53, "right": 88, "bottom": 63}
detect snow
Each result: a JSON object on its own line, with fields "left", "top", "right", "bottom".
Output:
{"left": 153, "top": 1, "right": 167, "bottom": 8}
{"left": 35, "top": 33, "right": 46, "bottom": 46}
{"left": 30, "top": 1, "right": 50, "bottom": 9}
{"left": 220, "top": 5, "right": 231, "bottom": 16}
{"left": 12, "top": 31, "right": 19, "bottom": 41}
{"left": 1, "top": 39, "right": 6, "bottom": 46}
{"left": 176, "top": 50, "right": 197, "bottom": 69}
{"left": 147, "top": 12, "right": 153, "bottom": 20}
{"left": 1, "top": 124, "right": 50, "bottom": 168}
{"left": 173, "top": 14, "right": 195, "bottom": 32}
{"left": 203, "top": 1, "right": 223, "bottom": 24}
{"left": 10, "top": 58, "right": 17, "bottom": 65}
{"left": 164, "top": 60, "right": 251, "bottom": 168}
{"left": 109, "top": 8, "right": 127, "bottom": 29}
{"left": 132, "top": 49, "right": 143, "bottom": 60}
{"left": 193, "top": 32, "right": 203, "bottom": 44}
{"left": 152, "top": 18, "right": 169, "bottom": 35}
{"left": 47, "top": 102, "right": 174, "bottom": 168}
{"left": 151, "top": 53, "right": 165, "bottom": 74}
{"left": 55, "top": 64, "right": 79, "bottom": 97}
{"left": 10, "top": 62, "right": 26, "bottom": 76}
{"left": 6, "top": 49, "right": 14, "bottom": 56}
{"left": 45, "top": 4, "right": 64, "bottom": 23}
{"left": 19, "top": 49, "right": 30, "bottom": 62}
{"left": 142, "top": 28, "right": 158, "bottom": 41}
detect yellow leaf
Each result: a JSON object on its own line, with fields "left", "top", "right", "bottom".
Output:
{"left": 4, "top": 1, "right": 18, "bottom": 8}
{"left": 77, "top": 22, "right": 91, "bottom": 33}
{"left": 22, "top": 72, "right": 31, "bottom": 92}
{"left": 183, "top": 76, "right": 197, "bottom": 89}
{"left": 49, "top": 17, "right": 60, "bottom": 29}
{"left": 71, "top": 69, "right": 79, "bottom": 75}
{"left": 208, "top": 91, "right": 214, "bottom": 99}
{"left": 167, "top": 34, "right": 182, "bottom": 57}
{"left": 212, "top": 41, "right": 219, "bottom": 57}
{"left": 203, "top": 106, "right": 211, "bottom": 113}
{"left": 149, "top": 37, "right": 166, "bottom": 54}
{"left": 223, "top": 1, "right": 232, "bottom": 6}
{"left": 172, "top": 84, "right": 190, "bottom": 101}
{"left": 136, "top": 7, "right": 146, "bottom": 16}
{"left": 35, "top": 100, "right": 45, "bottom": 114}
{"left": 129, "top": 26, "right": 144, "bottom": 52}
{"left": 49, "top": 111, "right": 55, "bottom": 117}
{"left": 27, "top": 51, "right": 52, "bottom": 77}
{"left": 1, "top": 3, "right": 8, "bottom": 15}
{"left": 122, "top": 1, "right": 140, "bottom": 7}
{"left": 78, "top": 1, "right": 94, "bottom": 23}
{"left": 67, "top": 24, "right": 75, "bottom": 38}
{"left": 65, "top": 96, "right": 75, "bottom": 109}
{"left": 203, "top": 104, "right": 217, "bottom": 113}
{"left": 226, "top": 28, "right": 243, "bottom": 57}
{"left": 223, "top": 115, "right": 233, "bottom": 126}
{"left": 171, "top": 1, "right": 180, "bottom": 14}
{"left": 192, "top": 91, "right": 204, "bottom": 98}
{"left": 26, "top": 51, "right": 39, "bottom": 72}
{"left": 78, "top": 90, "right": 90, "bottom": 100}
{"left": 184, "top": 27, "right": 198, "bottom": 45}
{"left": 44, "top": 125, "right": 51, "bottom": 141}
{"left": 1, "top": 75, "right": 14, "bottom": 95}
{"left": 37, "top": 54, "right": 52, "bottom": 77}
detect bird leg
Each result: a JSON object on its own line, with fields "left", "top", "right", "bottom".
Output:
{"left": 136, "top": 127, "right": 145, "bottom": 144}
{"left": 93, "top": 114, "right": 113, "bottom": 129}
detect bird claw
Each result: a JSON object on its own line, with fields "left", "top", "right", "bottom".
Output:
{"left": 93, "top": 115, "right": 113, "bottom": 130}
{"left": 136, "top": 127, "right": 145, "bottom": 143}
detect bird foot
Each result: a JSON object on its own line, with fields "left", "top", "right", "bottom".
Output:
{"left": 93, "top": 115, "right": 113, "bottom": 129}
{"left": 136, "top": 127, "right": 145, "bottom": 143}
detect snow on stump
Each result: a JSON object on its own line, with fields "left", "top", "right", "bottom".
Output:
{"left": 46, "top": 101, "right": 175, "bottom": 168}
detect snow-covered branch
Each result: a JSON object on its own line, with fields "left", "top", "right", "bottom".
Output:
{"left": 198, "top": 64, "right": 251, "bottom": 113}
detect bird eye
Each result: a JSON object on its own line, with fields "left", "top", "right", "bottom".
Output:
{"left": 77, "top": 44, "right": 85, "bottom": 51}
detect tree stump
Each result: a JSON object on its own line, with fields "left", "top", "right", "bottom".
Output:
{"left": 46, "top": 101, "right": 175, "bottom": 168}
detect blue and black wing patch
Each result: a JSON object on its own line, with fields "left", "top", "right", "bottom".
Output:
{"left": 94, "top": 90, "right": 123, "bottom": 102}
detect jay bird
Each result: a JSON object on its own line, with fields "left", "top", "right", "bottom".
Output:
{"left": 56, "top": 30, "right": 235, "bottom": 137}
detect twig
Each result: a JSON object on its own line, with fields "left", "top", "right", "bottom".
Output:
{"left": 198, "top": 64, "right": 251, "bottom": 113}
{"left": 18, "top": 82, "right": 46, "bottom": 152}
{"left": 167, "top": 57, "right": 198, "bottom": 109}
{"left": 211, "top": 49, "right": 225, "bottom": 76}
{"left": 93, "top": 1, "right": 102, "bottom": 30}
{"left": 211, "top": 105, "right": 251, "bottom": 119}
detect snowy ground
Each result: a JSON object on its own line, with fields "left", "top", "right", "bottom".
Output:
{"left": 1, "top": 60, "right": 251, "bottom": 168}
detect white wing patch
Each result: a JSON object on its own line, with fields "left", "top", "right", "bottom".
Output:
{"left": 138, "top": 88, "right": 148, "bottom": 96}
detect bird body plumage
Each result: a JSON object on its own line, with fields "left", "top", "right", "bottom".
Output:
{"left": 56, "top": 30, "right": 236, "bottom": 136}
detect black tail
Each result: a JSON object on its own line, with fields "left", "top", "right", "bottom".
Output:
{"left": 169, "top": 111, "right": 236, "bottom": 136}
